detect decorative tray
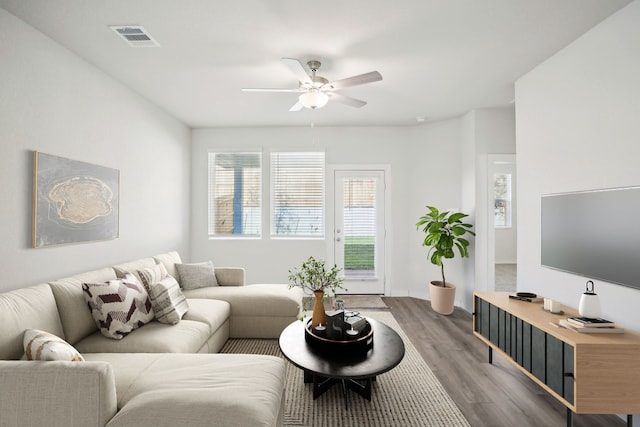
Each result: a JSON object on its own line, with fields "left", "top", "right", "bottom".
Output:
{"left": 304, "top": 318, "right": 374, "bottom": 355}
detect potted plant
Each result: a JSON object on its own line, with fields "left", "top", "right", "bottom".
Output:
{"left": 288, "top": 256, "right": 346, "bottom": 327}
{"left": 416, "top": 206, "right": 475, "bottom": 315}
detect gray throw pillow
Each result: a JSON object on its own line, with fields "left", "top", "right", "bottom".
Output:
{"left": 175, "top": 261, "right": 218, "bottom": 290}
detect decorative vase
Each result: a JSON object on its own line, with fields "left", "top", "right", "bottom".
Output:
{"left": 311, "top": 290, "right": 327, "bottom": 328}
{"left": 429, "top": 281, "right": 456, "bottom": 315}
{"left": 578, "top": 280, "right": 601, "bottom": 319}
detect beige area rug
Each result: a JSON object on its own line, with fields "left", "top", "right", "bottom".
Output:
{"left": 220, "top": 311, "right": 470, "bottom": 427}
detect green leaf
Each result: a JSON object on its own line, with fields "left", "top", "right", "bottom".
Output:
{"left": 451, "top": 225, "right": 467, "bottom": 236}
{"left": 428, "top": 222, "right": 444, "bottom": 233}
{"left": 448, "top": 212, "right": 467, "bottom": 223}
{"left": 430, "top": 252, "right": 443, "bottom": 266}
{"left": 455, "top": 242, "right": 469, "bottom": 258}
{"left": 425, "top": 234, "right": 439, "bottom": 246}
{"left": 441, "top": 235, "right": 454, "bottom": 248}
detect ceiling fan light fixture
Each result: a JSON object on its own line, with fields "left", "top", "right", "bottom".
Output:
{"left": 299, "top": 91, "right": 329, "bottom": 109}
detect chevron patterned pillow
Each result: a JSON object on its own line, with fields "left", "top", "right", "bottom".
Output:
{"left": 82, "top": 273, "right": 154, "bottom": 340}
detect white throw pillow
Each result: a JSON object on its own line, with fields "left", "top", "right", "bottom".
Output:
{"left": 148, "top": 276, "right": 190, "bottom": 324}
{"left": 175, "top": 261, "right": 218, "bottom": 290}
{"left": 82, "top": 273, "right": 154, "bottom": 340}
{"left": 137, "top": 262, "right": 169, "bottom": 292}
{"left": 23, "top": 329, "right": 84, "bottom": 362}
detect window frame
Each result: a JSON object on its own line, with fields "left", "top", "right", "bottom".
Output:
{"left": 207, "top": 149, "right": 262, "bottom": 239}
{"left": 270, "top": 151, "right": 326, "bottom": 240}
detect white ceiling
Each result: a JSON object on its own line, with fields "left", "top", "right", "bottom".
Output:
{"left": 1, "top": 0, "right": 631, "bottom": 128}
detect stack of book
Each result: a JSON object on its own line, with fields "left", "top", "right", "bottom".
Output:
{"left": 558, "top": 317, "right": 624, "bottom": 333}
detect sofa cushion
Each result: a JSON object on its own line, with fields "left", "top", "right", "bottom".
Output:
{"left": 23, "top": 329, "right": 84, "bottom": 362}
{"left": 112, "top": 257, "right": 157, "bottom": 284}
{"left": 181, "top": 298, "right": 230, "bottom": 334}
{"left": 175, "top": 261, "right": 218, "bottom": 289}
{"left": 0, "top": 284, "right": 66, "bottom": 360}
{"left": 147, "top": 276, "right": 189, "bottom": 325}
{"left": 182, "top": 284, "right": 302, "bottom": 317}
{"left": 83, "top": 353, "right": 285, "bottom": 427}
{"left": 182, "top": 284, "right": 303, "bottom": 338}
{"left": 82, "top": 274, "right": 154, "bottom": 340}
{"left": 49, "top": 267, "right": 117, "bottom": 345}
{"left": 74, "top": 319, "right": 211, "bottom": 354}
{"left": 152, "top": 251, "right": 182, "bottom": 282}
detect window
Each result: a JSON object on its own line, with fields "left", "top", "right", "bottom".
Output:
{"left": 271, "top": 152, "right": 324, "bottom": 238}
{"left": 208, "top": 152, "right": 261, "bottom": 237}
{"left": 494, "top": 173, "right": 512, "bottom": 228}
{"left": 343, "top": 177, "right": 377, "bottom": 276}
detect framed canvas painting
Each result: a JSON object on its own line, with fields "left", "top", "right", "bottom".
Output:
{"left": 32, "top": 151, "right": 120, "bottom": 248}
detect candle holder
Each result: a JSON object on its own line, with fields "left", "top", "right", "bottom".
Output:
{"left": 313, "top": 324, "right": 327, "bottom": 336}
{"left": 304, "top": 318, "right": 374, "bottom": 356}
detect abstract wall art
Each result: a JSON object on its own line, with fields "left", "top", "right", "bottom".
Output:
{"left": 32, "top": 151, "right": 119, "bottom": 248}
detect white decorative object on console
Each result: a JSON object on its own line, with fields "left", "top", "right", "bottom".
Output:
{"left": 578, "top": 280, "right": 601, "bottom": 318}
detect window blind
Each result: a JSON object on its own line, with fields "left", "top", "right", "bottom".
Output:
{"left": 271, "top": 152, "right": 324, "bottom": 238}
{"left": 208, "top": 152, "right": 261, "bottom": 237}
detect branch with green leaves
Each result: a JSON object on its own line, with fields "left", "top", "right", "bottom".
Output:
{"left": 416, "top": 206, "right": 475, "bottom": 286}
{"left": 287, "top": 256, "right": 346, "bottom": 295}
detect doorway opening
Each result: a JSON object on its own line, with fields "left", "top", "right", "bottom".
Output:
{"left": 328, "top": 167, "right": 388, "bottom": 295}
{"left": 487, "top": 155, "right": 517, "bottom": 292}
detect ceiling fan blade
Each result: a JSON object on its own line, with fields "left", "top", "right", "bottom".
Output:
{"left": 289, "top": 101, "right": 303, "bottom": 112}
{"left": 324, "top": 71, "right": 382, "bottom": 91}
{"left": 241, "top": 88, "right": 302, "bottom": 93}
{"left": 281, "top": 58, "right": 312, "bottom": 85}
{"left": 327, "top": 92, "right": 367, "bottom": 108}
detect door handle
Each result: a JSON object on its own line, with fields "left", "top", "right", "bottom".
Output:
{"left": 336, "top": 237, "right": 341, "bottom": 242}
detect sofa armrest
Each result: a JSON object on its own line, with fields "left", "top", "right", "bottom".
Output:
{"left": 215, "top": 267, "right": 245, "bottom": 286}
{"left": 0, "top": 360, "right": 117, "bottom": 427}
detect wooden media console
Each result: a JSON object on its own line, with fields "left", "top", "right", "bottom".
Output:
{"left": 473, "top": 292, "right": 640, "bottom": 427}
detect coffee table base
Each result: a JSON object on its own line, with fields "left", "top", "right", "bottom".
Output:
{"left": 304, "top": 369, "right": 375, "bottom": 409}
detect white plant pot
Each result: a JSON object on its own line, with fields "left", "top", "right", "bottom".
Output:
{"left": 429, "top": 281, "right": 456, "bottom": 315}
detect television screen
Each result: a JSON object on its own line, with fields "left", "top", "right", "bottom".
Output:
{"left": 541, "top": 186, "right": 640, "bottom": 290}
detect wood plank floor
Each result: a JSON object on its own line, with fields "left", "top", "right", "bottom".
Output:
{"left": 382, "top": 297, "right": 627, "bottom": 427}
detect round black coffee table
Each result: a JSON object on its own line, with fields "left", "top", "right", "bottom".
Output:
{"left": 278, "top": 317, "right": 405, "bottom": 409}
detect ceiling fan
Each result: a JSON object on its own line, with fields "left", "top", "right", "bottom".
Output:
{"left": 241, "top": 58, "right": 382, "bottom": 111}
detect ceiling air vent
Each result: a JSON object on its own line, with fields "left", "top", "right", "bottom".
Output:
{"left": 109, "top": 26, "right": 160, "bottom": 48}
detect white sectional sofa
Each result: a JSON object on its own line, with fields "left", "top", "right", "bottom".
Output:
{"left": 0, "top": 251, "right": 303, "bottom": 427}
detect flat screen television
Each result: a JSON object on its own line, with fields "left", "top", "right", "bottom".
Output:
{"left": 541, "top": 186, "right": 640, "bottom": 291}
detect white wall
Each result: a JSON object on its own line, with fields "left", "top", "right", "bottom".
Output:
{"left": 0, "top": 10, "right": 191, "bottom": 292}
{"left": 0, "top": 9, "right": 518, "bottom": 312}
{"left": 191, "top": 120, "right": 473, "bottom": 303}
{"left": 516, "top": 0, "right": 640, "bottom": 330}
{"left": 408, "top": 119, "right": 467, "bottom": 305}
{"left": 470, "top": 108, "right": 517, "bottom": 293}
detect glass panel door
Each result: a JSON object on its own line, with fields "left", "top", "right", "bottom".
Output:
{"left": 334, "top": 170, "right": 385, "bottom": 294}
